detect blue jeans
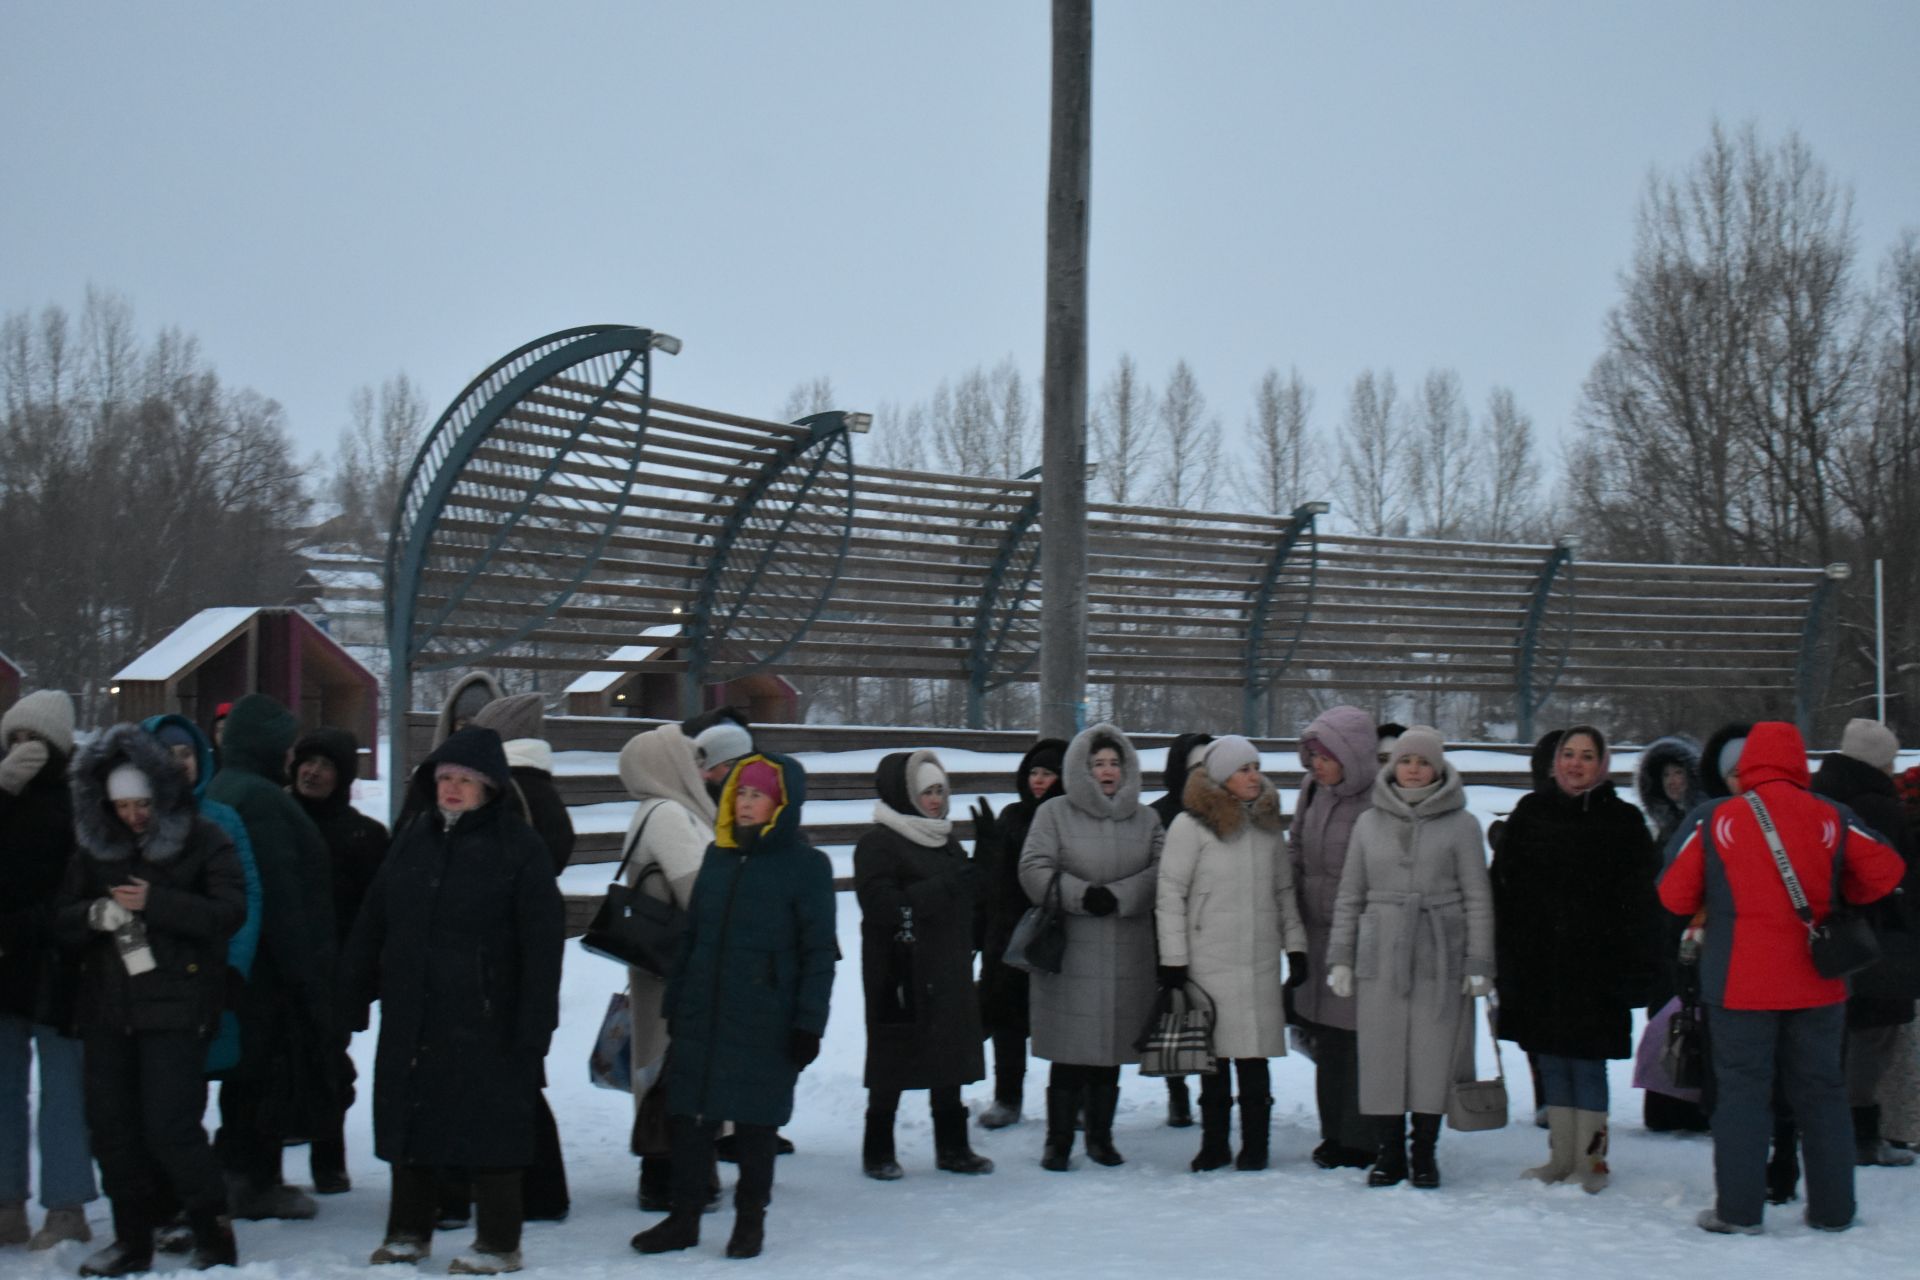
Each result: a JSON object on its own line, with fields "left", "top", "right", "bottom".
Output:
{"left": 0, "top": 1013, "right": 99, "bottom": 1209}
{"left": 1534, "top": 1053, "right": 1608, "bottom": 1111}
{"left": 1706, "top": 1002, "right": 1853, "bottom": 1229}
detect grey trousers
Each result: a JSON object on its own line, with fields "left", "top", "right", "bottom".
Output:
{"left": 1707, "top": 1002, "right": 1854, "bottom": 1229}
{"left": 1845, "top": 1024, "right": 1902, "bottom": 1107}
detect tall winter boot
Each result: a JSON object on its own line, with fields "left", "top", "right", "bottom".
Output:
{"left": 1235, "top": 1096, "right": 1272, "bottom": 1171}
{"left": 1573, "top": 1109, "right": 1610, "bottom": 1193}
{"left": 1525, "top": 1106, "right": 1577, "bottom": 1183}
{"left": 79, "top": 1203, "right": 152, "bottom": 1278}
{"left": 1855, "top": 1104, "right": 1917, "bottom": 1167}
{"left": 932, "top": 1106, "right": 994, "bottom": 1174}
{"left": 1408, "top": 1113, "right": 1442, "bottom": 1189}
{"left": 1083, "top": 1078, "right": 1126, "bottom": 1167}
{"left": 1041, "top": 1085, "right": 1080, "bottom": 1171}
{"left": 311, "top": 1134, "right": 351, "bottom": 1195}
{"left": 862, "top": 1107, "right": 903, "bottom": 1181}
{"left": 187, "top": 1210, "right": 238, "bottom": 1270}
{"left": 1191, "top": 1095, "right": 1233, "bottom": 1172}
{"left": 1367, "top": 1114, "right": 1408, "bottom": 1187}
{"left": 725, "top": 1207, "right": 764, "bottom": 1260}
{"left": 1165, "top": 1076, "right": 1194, "bottom": 1128}
{"left": 1766, "top": 1116, "right": 1800, "bottom": 1203}
{"left": 630, "top": 1208, "right": 701, "bottom": 1254}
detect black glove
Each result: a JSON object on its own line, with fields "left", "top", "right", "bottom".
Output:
{"left": 1285, "top": 951, "right": 1310, "bottom": 989}
{"left": 1157, "top": 964, "right": 1189, "bottom": 991}
{"left": 1081, "top": 885, "right": 1117, "bottom": 917}
{"left": 789, "top": 1029, "right": 821, "bottom": 1069}
{"left": 970, "top": 798, "right": 997, "bottom": 850}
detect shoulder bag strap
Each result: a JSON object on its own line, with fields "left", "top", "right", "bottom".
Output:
{"left": 1484, "top": 994, "right": 1506, "bottom": 1081}
{"left": 612, "top": 799, "right": 665, "bottom": 886}
{"left": 1745, "top": 791, "right": 1817, "bottom": 935}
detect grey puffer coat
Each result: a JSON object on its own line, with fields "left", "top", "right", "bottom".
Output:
{"left": 1288, "top": 705, "right": 1378, "bottom": 1030}
{"left": 1019, "top": 725, "right": 1163, "bottom": 1067}
{"left": 1327, "top": 763, "right": 1494, "bottom": 1115}
{"left": 1156, "top": 768, "right": 1307, "bottom": 1059}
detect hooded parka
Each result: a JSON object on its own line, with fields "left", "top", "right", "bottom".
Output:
{"left": 287, "top": 726, "right": 388, "bottom": 947}
{"left": 1018, "top": 725, "right": 1163, "bottom": 1067}
{"left": 340, "top": 728, "right": 565, "bottom": 1168}
{"left": 1327, "top": 761, "right": 1495, "bottom": 1115}
{"left": 1636, "top": 736, "right": 1707, "bottom": 851}
{"left": 663, "top": 753, "right": 837, "bottom": 1127}
{"left": 1156, "top": 766, "right": 1307, "bottom": 1059}
{"left": 855, "top": 750, "right": 986, "bottom": 1091}
{"left": 0, "top": 724, "right": 76, "bottom": 1029}
{"left": 1810, "top": 750, "right": 1919, "bottom": 1022}
{"left": 1289, "top": 705, "right": 1379, "bottom": 1031}
{"left": 976, "top": 739, "right": 1066, "bottom": 1036}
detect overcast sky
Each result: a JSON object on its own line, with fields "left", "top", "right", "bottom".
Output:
{"left": 5, "top": 1, "right": 1918, "bottom": 484}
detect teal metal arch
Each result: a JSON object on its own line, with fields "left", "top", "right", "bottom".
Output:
{"left": 1514, "top": 541, "right": 1578, "bottom": 741}
{"left": 965, "top": 469, "right": 1045, "bottom": 729}
{"left": 679, "top": 410, "right": 859, "bottom": 712}
{"left": 1794, "top": 565, "right": 1849, "bottom": 738}
{"left": 1240, "top": 504, "right": 1325, "bottom": 734}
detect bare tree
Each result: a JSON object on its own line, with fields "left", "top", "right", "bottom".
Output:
{"left": 1405, "top": 368, "right": 1478, "bottom": 538}
{"left": 1153, "top": 359, "right": 1219, "bottom": 510}
{"left": 1237, "top": 366, "right": 1318, "bottom": 515}
{"left": 1335, "top": 368, "right": 1406, "bottom": 535}
{"left": 1090, "top": 352, "right": 1156, "bottom": 505}
{"left": 779, "top": 376, "right": 836, "bottom": 421}
{"left": 1476, "top": 386, "right": 1542, "bottom": 541}
{"left": 333, "top": 372, "right": 430, "bottom": 553}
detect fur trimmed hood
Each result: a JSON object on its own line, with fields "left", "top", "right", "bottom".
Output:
{"left": 1061, "top": 723, "right": 1143, "bottom": 820}
{"left": 1635, "top": 735, "right": 1703, "bottom": 828}
{"left": 1180, "top": 765, "right": 1282, "bottom": 840}
{"left": 71, "top": 722, "right": 197, "bottom": 863}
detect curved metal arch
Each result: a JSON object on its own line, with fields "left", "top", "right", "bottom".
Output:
{"left": 680, "top": 411, "right": 859, "bottom": 705}
{"left": 965, "top": 475, "right": 1045, "bottom": 729}
{"left": 1239, "top": 504, "right": 1325, "bottom": 734}
{"left": 1794, "top": 567, "right": 1847, "bottom": 738}
{"left": 1515, "top": 542, "right": 1579, "bottom": 740}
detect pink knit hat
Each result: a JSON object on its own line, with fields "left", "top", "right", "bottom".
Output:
{"left": 736, "top": 758, "right": 784, "bottom": 803}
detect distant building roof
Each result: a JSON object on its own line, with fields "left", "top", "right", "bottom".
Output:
{"left": 563, "top": 625, "right": 683, "bottom": 694}
{"left": 113, "top": 607, "right": 260, "bottom": 682}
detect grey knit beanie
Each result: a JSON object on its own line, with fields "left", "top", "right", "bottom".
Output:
{"left": 1391, "top": 725, "right": 1447, "bottom": 773}
{"left": 1201, "top": 735, "right": 1260, "bottom": 784}
{"left": 1839, "top": 718, "right": 1899, "bottom": 773}
{"left": 2, "top": 689, "right": 76, "bottom": 755}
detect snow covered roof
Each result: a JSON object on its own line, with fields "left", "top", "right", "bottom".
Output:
{"left": 305, "top": 567, "right": 384, "bottom": 592}
{"left": 563, "top": 625, "right": 683, "bottom": 694}
{"left": 113, "top": 607, "right": 260, "bottom": 682}
{"left": 0, "top": 646, "right": 18, "bottom": 676}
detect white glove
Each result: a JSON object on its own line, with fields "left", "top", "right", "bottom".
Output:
{"left": 1462, "top": 973, "right": 1493, "bottom": 998}
{"left": 0, "top": 738, "right": 49, "bottom": 794}
{"left": 1327, "top": 964, "right": 1354, "bottom": 999}
{"left": 88, "top": 898, "right": 134, "bottom": 933}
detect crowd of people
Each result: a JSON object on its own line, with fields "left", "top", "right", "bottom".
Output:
{"left": 2, "top": 682, "right": 1916, "bottom": 1270}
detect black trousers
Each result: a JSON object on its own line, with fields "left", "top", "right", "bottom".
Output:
{"left": 867, "top": 1084, "right": 962, "bottom": 1115}
{"left": 991, "top": 1030, "right": 1026, "bottom": 1105}
{"left": 390, "top": 1164, "right": 522, "bottom": 1252}
{"left": 1304, "top": 1022, "right": 1368, "bottom": 1148}
{"left": 85, "top": 1030, "right": 227, "bottom": 1223}
{"left": 671, "top": 1116, "right": 773, "bottom": 1213}
{"left": 214, "top": 1075, "right": 284, "bottom": 1188}
{"left": 1197, "top": 1058, "right": 1270, "bottom": 1104}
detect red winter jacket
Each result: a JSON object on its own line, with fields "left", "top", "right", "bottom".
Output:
{"left": 1659, "top": 722, "right": 1906, "bottom": 1011}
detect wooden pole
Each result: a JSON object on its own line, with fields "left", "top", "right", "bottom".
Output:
{"left": 1040, "top": 0, "right": 1092, "bottom": 739}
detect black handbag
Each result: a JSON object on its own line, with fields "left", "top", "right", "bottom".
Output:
{"left": 1662, "top": 997, "right": 1707, "bottom": 1091}
{"left": 1002, "top": 870, "right": 1067, "bottom": 975}
{"left": 579, "top": 802, "right": 689, "bottom": 978}
{"left": 1745, "top": 792, "right": 1882, "bottom": 980}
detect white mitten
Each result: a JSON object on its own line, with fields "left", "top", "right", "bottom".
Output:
{"left": 0, "top": 738, "right": 49, "bottom": 794}
{"left": 88, "top": 898, "right": 134, "bottom": 933}
{"left": 1462, "top": 973, "right": 1493, "bottom": 998}
{"left": 1327, "top": 964, "right": 1354, "bottom": 999}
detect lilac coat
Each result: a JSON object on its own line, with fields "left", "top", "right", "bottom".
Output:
{"left": 1287, "top": 705, "right": 1379, "bottom": 1030}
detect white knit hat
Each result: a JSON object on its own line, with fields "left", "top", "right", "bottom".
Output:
{"left": 2, "top": 689, "right": 76, "bottom": 755}
{"left": 914, "top": 758, "right": 948, "bottom": 796}
{"left": 1839, "top": 718, "right": 1899, "bottom": 773}
{"left": 106, "top": 763, "right": 153, "bottom": 802}
{"left": 1391, "top": 725, "right": 1447, "bottom": 772}
{"left": 1201, "top": 735, "right": 1260, "bottom": 784}
{"left": 694, "top": 721, "right": 754, "bottom": 770}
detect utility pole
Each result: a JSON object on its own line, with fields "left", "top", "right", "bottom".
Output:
{"left": 1040, "top": 0, "right": 1092, "bottom": 739}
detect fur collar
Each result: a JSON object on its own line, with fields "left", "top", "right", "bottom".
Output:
{"left": 71, "top": 723, "right": 197, "bottom": 863}
{"left": 1181, "top": 767, "right": 1282, "bottom": 840}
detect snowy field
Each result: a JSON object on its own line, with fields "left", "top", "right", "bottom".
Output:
{"left": 14, "top": 740, "right": 1918, "bottom": 1277}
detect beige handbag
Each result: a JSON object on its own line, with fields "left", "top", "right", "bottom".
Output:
{"left": 1447, "top": 996, "right": 1509, "bottom": 1132}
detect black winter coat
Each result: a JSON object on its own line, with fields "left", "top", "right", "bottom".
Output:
{"left": 291, "top": 727, "right": 390, "bottom": 948}
{"left": 1811, "top": 752, "right": 1920, "bottom": 1024}
{"left": 976, "top": 739, "right": 1067, "bottom": 1035}
{"left": 1491, "top": 781, "right": 1662, "bottom": 1060}
{"left": 855, "top": 752, "right": 986, "bottom": 1091}
{"left": 341, "top": 729, "right": 565, "bottom": 1169}
{"left": 55, "top": 725, "right": 246, "bottom": 1036}
{"left": 511, "top": 765, "right": 576, "bottom": 875}
{"left": 0, "top": 747, "right": 76, "bottom": 1025}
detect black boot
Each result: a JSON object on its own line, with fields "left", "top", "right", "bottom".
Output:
{"left": 1165, "top": 1076, "right": 1194, "bottom": 1128}
{"left": 80, "top": 1204, "right": 153, "bottom": 1278}
{"left": 1367, "top": 1115, "right": 1408, "bottom": 1188}
{"left": 1041, "top": 1085, "right": 1080, "bottom": 1171}
{"left": 1191, "top": 1096, "right": 1233, "bottom": 1172}
{"left": 1766, "top": 1117, "right": 1800, "bottom": 1204}
{"left": 1083, "top": 1078, "right": 1125, "bottom": 1167}
{"left": 631, "top": 1208, "right": 702, "bottom": 1254}
{"left": 862, "top": 1107, "right": 903, "bottom": 1181}
{"left": 932, "top": 1106, "right": 994, "bottom": 1174}
{"left": 1236, "top": 1095, "right": 1272, "bottom": 1172}
{"left": 1408, "top": 1113, "right": 1442, "bottom": 1188}
{"left": 188, "top": 1210, "right": 238, "bottom": 1270}
{"left": 311, "top": 1136, "right": 351, "bottom": 1195}
{"left": 725, "top": 1206, "right": 764, "bottom": 1259}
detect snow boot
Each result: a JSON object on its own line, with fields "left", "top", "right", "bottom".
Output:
{"left": 1573, "top": 1108, "right": 1610, "bottom": 1193}
{"left": 1408, "top": 1113, "right": 1442, "bottom": 1189}
{"left": 1367, "top": 1114, "right": 1408, "bottom": 1188}
{"left": 1236, "top": 1095, "right": 1272, "bottom": 1172}
{"left": 187, "top": 1211, "right": 237, "bottom": 1270}
{"left": 1191, "top": 1096, "right": 1233, "bottom": 1172}
{"left": 447, "top": 1247, "right": 522, "bottom": 1275}
{"left": 226, "top": 1174, "right": 317, "bottom": 1221}
{"left": 933, "top": 1106, "right": 994, "bottom": 1174}
{"left": 155, "top": 1213, "right": 193, "bottom": 1255}
{"left": 978, "top": 1099, "right": 1022, "bottom": 1130}
{"left": 862, "top": 1107, "right": 903, "bottom": 1181}
{"left": 1525, "top": 1105, "right": 1577, "bottom": 1183}
{"left": 1165, "top": 1076, "right": 1194, "bottom": 1128}
{"left": 1695, "top": 1209, "right": 1763, "bottom": 1236}
{"left": 29, "top": 1206, "right": 91, "bottom": 1250}
{"left": 1310, "top": 1139, "right": 1373, "bottom": 1170}
{"left": 78, "top": 1205, "right": 151, "bottom": 1278}
{"left": 1854, "top": 1105, "right": 1917, "bottom": 1167}
{"left": 1041, "top": 1085, "right": 1080, "bottom": 1171}
{"left": 1083, "top": 1078, "right": 1125, "bottom": 1167}
{"left": 310, "top": 1138, "right": 351, "bottom": 1195}
{"left": 631, "top": 1208, "right": 701, "bottom": 1254}
{"left": 1766, "top": 1118, "right": 1800, "bottom": 1203}
{"left": 0, "top": 1202, "right": 27, "bottom": 1246}
{"left": 370, "top": 1236, "right": 432, "bottom": 1265}
{"left": 725, "top": 1206, "right": 764, "bottom": 1260}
